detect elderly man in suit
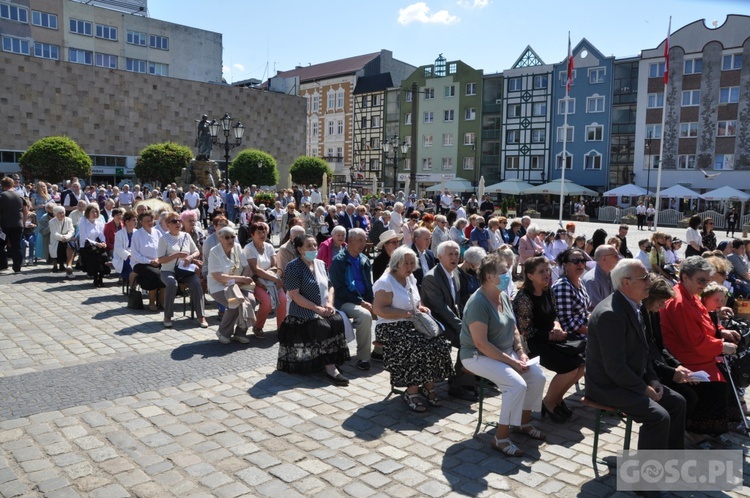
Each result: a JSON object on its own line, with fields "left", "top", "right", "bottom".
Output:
{"left": 421, "top": 240, "right": 476, "bottom": 400}
{"left": 411, "top": 227, "right": 435, "bottom": 286}
{"left": 586, "top": 259, "right": 686, "bottom": 455}
{"left": 581, "top": 244, "right": 619, "bottom": 311}
{"left": 337, "top": 204, "right": 357, "bottom": 234}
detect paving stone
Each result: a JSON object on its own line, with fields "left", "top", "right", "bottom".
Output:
{"left": 268, "top": 462, "right": 310, "bottom": 483}
{"left": 0, "top": 480, "right": 29, "bottom": 498}
{"left": 214, "top": 481, "right": 252, "bottom": 498}
{"left": 89, "top": 483, "right": 130, "bottom": 498}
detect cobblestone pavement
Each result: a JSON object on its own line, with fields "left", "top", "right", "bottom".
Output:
{"left": 0, "top": 220, "right": 748, "bottom": 497}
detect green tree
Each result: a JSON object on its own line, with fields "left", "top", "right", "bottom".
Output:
{"left": 134, "top": 142, "right": 192, "bottom": 187}
{"left": 19, "top": 136, "right": 92, "bottom": 183}
{"left": 230, "top": 149, "right": 278, "bottom": 187}
{"left": 289, "top": 156, "right": 332, "bottom": 186}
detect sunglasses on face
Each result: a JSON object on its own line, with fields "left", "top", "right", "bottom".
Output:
{"left": 626, "top": 274, "right": 651, "bottom": 282}
{"left": 695, "top": 277, "right": 709, "bottom": 285}
{"left": 168, "top": 219, "right": 182, "bottom": 224}
{"left": 223, "top": 236, "right": 235, "bottom": 240}
{"left": 567, "top": 258, "right": 587, "bottom": 265}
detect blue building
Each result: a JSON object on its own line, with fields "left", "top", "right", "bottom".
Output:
{"left": 550, "top": 39, "right": 614, "bottom": 191}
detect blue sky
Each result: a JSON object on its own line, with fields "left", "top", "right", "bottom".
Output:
{"left": 149, "top": 0, "right": 749, "bottom": 83}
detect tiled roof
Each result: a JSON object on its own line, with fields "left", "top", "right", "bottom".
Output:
{"left": 274, "top": 52, "right": 381, "bottom": 83}
{"left": 353, "top": 73, "right": 394, "bottom": 94}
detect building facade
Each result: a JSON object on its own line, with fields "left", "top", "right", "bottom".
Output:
{"left": 479, "top": 73, "right": 503, "bottom": 184}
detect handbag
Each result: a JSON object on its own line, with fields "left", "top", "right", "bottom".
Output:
{"left": 408, "top": 286, "right": 441, "bottom": 339}
{"left": 548, "top": 337, "right": 586, "bottom": 357}
{"left": 127, "top": 284, "right": 144, "bottom": 310}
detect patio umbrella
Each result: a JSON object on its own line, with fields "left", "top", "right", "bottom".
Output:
{"left": 478, "top": 176, "right": 485, "bottom": 200}
{"left": 701, "top": 186, "right": 750, "bottom": 220}
{"left": 522, "top": 178, "right": 598, "bottom": 196}
{"left": 485, "top": 178, "right": 534, "bottom": 195}
{"left": 602, "top": 184, "right": 652, "bottom": 197}
{"left": 426, "top": 178, "right": 474, "bottom": 192}
{"left": 655, "top": 184, "right": 700, "bottom": 199}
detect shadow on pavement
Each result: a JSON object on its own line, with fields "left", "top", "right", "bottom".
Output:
{"left": 82, "top": 294, "right": 123, "bottom": 305}
{"left": 247, "top": 369, "right": 346, "bottom": 398}
{"left": 170, "top": 335, "right": 277, "bottom": 360}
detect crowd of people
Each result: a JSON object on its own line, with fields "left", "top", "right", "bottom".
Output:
{"left": 1, "top": 175, "right": 748, "bottom": 462}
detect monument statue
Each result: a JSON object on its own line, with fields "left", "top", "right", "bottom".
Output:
{"left": 195, "top": 114, "right": 213, "bottom": 160}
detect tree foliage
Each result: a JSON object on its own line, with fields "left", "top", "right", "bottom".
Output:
{"left": 134, "top": 142, "right": 192, "bottom": 187}
{"left": 229, "top": 149, "right": 278, "bottom": 187}
{"left": 289, "top": 156, "right": 332, "bottom": 186}
{"left": 19, "top": 136, "right": 92, "bottom": 183}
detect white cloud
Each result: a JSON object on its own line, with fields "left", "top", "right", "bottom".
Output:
{"left": 233, "top": 63, "right": 245, "bottom": 71}
{"left": 398, "top": 2, "right": 459, "bottom": 25}
{"left": 457, "top": 0, "right": 488, "bottom": 8}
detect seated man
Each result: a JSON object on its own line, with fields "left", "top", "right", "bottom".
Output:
{"left": 726, "top": 238, "right": 750, "bottom": 297}
{"left": 277, "top": 225, "right": 306, "bottom": 279}
{"left": 586, "top": 259, "right": 686, "bottom": 454}
{"left": 329, "top": 228, "right": 378, "bottom": 370}
{"left": 581, "top": 244, "right": 618, "bottom": 311}
{"left": 411, "top": 227, "right": 436, "bottom": 287}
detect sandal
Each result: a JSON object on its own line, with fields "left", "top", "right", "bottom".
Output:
{"left": 402, "top": 391, "right": 427, "bottom": 413}
{"left": 148, "top": 304, "right": 158, "bottom": 312}
{"left": 419, "top": 386, "right": 442, "bottom": 407}
{"left": 513, "top": 423, "right": 546, "bottom": 441}
{"left": 252, "top": 327, "right": 266, "bottom": 339}
{"left": 491, "top": 436, "right": 524, "bottom": 457}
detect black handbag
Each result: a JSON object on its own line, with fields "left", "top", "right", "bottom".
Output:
{"left": 127, "top": 285, "right": 144, "bottom": 310}
{"left": 548, "top": 338, "right": 586, "bottom": 357}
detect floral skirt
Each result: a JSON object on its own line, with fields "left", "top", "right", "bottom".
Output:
{"left": 277, "top": 313, "right": 351, "bottom": 374}
{"left": 375, "top": 321, "right": 453, "bottom": 387}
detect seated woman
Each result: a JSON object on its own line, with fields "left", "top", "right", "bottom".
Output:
{"left": 208, "top": 226, "right": 257, "bottom": 343}
{"left": 660, "top": 256, "right": 741, "bottom": 445}
{"left": 277, "top": 235, "right": 351, "bottom": 386}
{"left": 551, "top": 248, "right": 591, "bottom": 337}
{"left": 513, "top": 256, "right": 585, "bottom": 423}
{"left": 113, "top": 211, "right": 137, "bottom": 288}
{"left": 316, "top": 225, "right": 346, "bottom": 270}
{"left": 461, "top": 254, "right": 547, "bottom": 456}
{"left": 244, "top": 222, "right": 287, "bottom": 338}
{"left": 131, "top": 210, "right": 166, "bottom": 311}
{"left": 372, "top": 246, "right": 453, "bottom": 411}
{"left": 48, "top": 206, "right": 75, "bottom": 279}
{"left": 157, "top": 212, "right": 208, "bottom": 329}
{"left": 649, "top": 231, "right": 674, "bottom": 283}
{"left": 77, "top": 203, "right": 111, "bottom": 287}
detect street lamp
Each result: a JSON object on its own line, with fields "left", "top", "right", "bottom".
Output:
{"left": 208, "top": 112, "right": 245, "bottom": 185}
{"left": 630, "top": 170, "right": 636, "bottom": 184}
{"left": 382, "top": 136, "right": 410, "bottom": 193}
{"left": 645, "top": 131, "right": 652, "bottom": 196}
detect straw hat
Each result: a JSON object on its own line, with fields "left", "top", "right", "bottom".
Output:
{"left": 375, "top": 229, "right": 403, "bottom": 251}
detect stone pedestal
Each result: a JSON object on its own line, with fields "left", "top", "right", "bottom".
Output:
{"left": 177, "top": 160, "right": 222, "bottom": 189}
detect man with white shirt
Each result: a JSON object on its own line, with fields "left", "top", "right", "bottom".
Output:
{"left": 184, "top": 185, "right": 201, "bottom": 211}
{"left": 453, "top": 198, "right": 466, "bottom": 220}
{"left": 440, "top": 190, "right": 453, "bottom": 215}
{"left": 118, "top": 184, "right": 135, "bottom": 210}
{"left": 61, "top": 182, "right": 83, "bottom": 213}
{"left": 411, "top": 227, "right": 436, "bottom": 286}
{"left": 310, "top": 186, "right": 322, "bottom": 206}
{"left": 389, "top": 202, "right": 404, "bottom": 234}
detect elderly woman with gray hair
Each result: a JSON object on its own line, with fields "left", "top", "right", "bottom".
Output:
{"left": 48, "top": 205, "right": 75, "bottom": 278}
{"left": 457, "top": 246, "right": 486, "bottom": 312}
{"left": 517, "top": 223, "right": 544, "bottom": 267}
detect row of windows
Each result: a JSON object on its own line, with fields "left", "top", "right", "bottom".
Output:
{"left": 677, "top": 120, "right": 737, "bottom": 137}
{"left": 555, "top": 96, "right": 607, "bottom": 114}
{"left": 423, "top": 133, "right": 476, "bottom": 147}
{"left": 649, "top": 54, "right": 743, "bottom": 78}
{"left": 647, "top": 87, "right": 741, "bottom": 108}
{"left": 420, "top": 157, "right": 475, "bottom": 171}
{"left": 552, "top": 124, "right": 604, "bottom": 142}
{"left": 674, "top": 154, "right": 735, "bottom": 170}
{"left": 507, "top": 102, "right": 547, "bottom": 117}
{"left": 65, "top": 47, "right": 168, "bottom": 75}
{"left": 125, "top": 30, "right": 168, "bottom": 50}
{"left": 1, "top": 5, "right": 57, "bottom": 30}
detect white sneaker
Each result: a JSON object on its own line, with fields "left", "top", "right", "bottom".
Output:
{"left": 215, "top": 332, "right": 231, "bottom": 344}
{"left": 231, "top": 335, "right": 250, "bottom": 344}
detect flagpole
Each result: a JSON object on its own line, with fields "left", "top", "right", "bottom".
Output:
{"left": 559, "top": 32, "right": 573, "bottom": 227}
{"left": 653, "top": 17, "right": 670, "bottom": 231}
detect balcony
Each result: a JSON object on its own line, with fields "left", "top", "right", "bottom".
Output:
{"left": 483, "top": 103, "right": 503, "bottom": 114}
{"left": 481, "top": 154, "right": 500, "bottom": 165}
{"left": 482, "top": 129, "right": 500, "bottom": 140}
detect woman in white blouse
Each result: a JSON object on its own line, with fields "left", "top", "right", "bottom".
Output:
{"left": 77, "top": 203, "right": 110, "bottom": 287}
{"left": 157, "top": 212, "right": 207, "bottom": 329}
{"left": 48, "top": 205, "right": 75, "bottom": 279}
{"left": 131, "top": 210, "right": 165, "bottom": 311}
{"left": 113, "top": 211, "right": 137, "bottom": 288}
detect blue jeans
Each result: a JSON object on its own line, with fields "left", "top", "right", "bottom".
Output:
{"left": 21, "top": 233, "right": 36, "bottom": 261}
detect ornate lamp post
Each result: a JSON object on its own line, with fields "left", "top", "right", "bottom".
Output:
{"left": 208, "top": 112, "right": 245, "bottom": 185}
{"left": 382, "top": 136, "right": 410, "bottom": 193}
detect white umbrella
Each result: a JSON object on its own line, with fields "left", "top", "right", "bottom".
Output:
{"left": 426, "top": 178, "right": 474, "bottom": 193}
{"left": 485, "top": 178, "right": 534, "bottom": 195}
{"left": 656, "top": 184, "right": 700, "bottom": 199}
{"left": 522, "top": 178, "right": 598, "bottom": 196}
{"left": 699, "top": 186, "right": 750, "bottom": 201}
{"left": 478, "top": 176, "right": 485, "bottom": 200}
{"left": 602, "top": 183, "right": 652, "bottom": 197}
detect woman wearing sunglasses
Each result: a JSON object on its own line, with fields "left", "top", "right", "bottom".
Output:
{"left": 551, "top": 248, "right": 591, "bottom": 340}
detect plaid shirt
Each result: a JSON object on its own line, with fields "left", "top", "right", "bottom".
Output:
{"left": 551, "top": 275, "right": 590, "bottom": 333}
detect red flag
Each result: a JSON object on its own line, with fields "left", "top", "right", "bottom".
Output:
{"left": 664, "top": 17, "right": 671, "bottom": 84}
{"left": 566, "top": 33, "right": 574, "bottom": 93}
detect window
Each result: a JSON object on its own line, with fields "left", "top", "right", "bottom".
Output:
{"left": 720, "top": 87, "right": 740, "bottom": 104}
{"left": 646, "top": 155, "right": 661, "bottom": 170}
{"left": 531, "top": 129, "right": 546, "bottom": 144}
{"left": 586, "top": 125, "right": 603, "bottom": 141}
{"left": 646, "top": 124, "right": 663, "bottom": 139}
{"left": 327, "top": 92, "right": 334, "bottom": 110}
{"left": 558, "top": 98, "right": 575, "bottom": 115}
{"left": 425, "top": 67, "right": 432, "bottom": 77}
{"left": 311, "top": 95, "right": 320, "bottom": 112}
{"left": 586, "top": 96, "right": 605, "bottom": 113}
{"left": 715, "top": 154, "right": 734, "bottom": 170}
{"left": 559, "top": 69, "right": 576, "bottom": 87}
{"left": 508, "top": 78, "right": 522, "bottom": 92}
{"left": 127, "top": 30, "right": 146, "bottom": 46}
{"left": 2, "top": 36, "right": 30, "bottom": 55}
{"left": 404, "top": 113, "right": 412, "bottom": 125}
{"left": 405, "top": 92, "right": 412, "bottom": 102}
{"left": 95, "top": 53, "right": 117, "bottom": 68}
{"left": 681, "top": 90, "right": 700, "bottom": 107}
{"left": 557, "top": 126, "right": 574, "bottom": 142}
{"left": 0, "top": 4, "right": 27, "bottom": 23}
{"left": 466, "top": 82, "right": 476, "bottom": 95}
{"left": 556, "top": 152, "right": 573, "bottom": 170}
{"left": 149, "top": 35, "right": 169, "bottom": 50}
{"left": 371, "top": 116, "right": 380, "bottom": 128}
{"left": 444, "top": 85, "right": 455, "bottom": 98}
{"left": 370, "top": 137, "right": 380, "bottom": 149}
{"left": 684, "top": 58, "right": 702, "bottom": 74}
{"left": 423, "top": 135, "right": 433, "bottom": 147}
{"left": 532, "top": 102, "right": 547, "bottom": 116}
{"left": 506, "top": 157, "right": 519, "bottom": 170}
{"left": 717, "top": 120, "right": 737, "bottom": 137}
{"left": 679, "top": 122, "right": 698, "bottom": 138}
{"left": 311, "top": 122, "right": 318, "bottom": 137}
{"left": 336, "top": 91, "right": 344, "bottom": 109}
{"left": 534, "top": 75, "right": 548, "bottom": 89}
{"left": 70, "top": 48, "right": 93, "bottom": 65}
{"left": 32, "top": 11, "right": 57, "bottom": 29}
{"left": 463, "top": 157, "right": 475, "bottom": 170}
{"left": 336, "top": 147, "right": 343, "bottom": 158}
{"left": 589, "top": 67, "right": 605, "bottom": 84}
{"left": 508, "top": 104, "right": 522, "bottom": 118}
{"left": 584, "top": 151, "right": 602, "bottom": 170}
{"left": 444, "top": 109, "right": 454, "bottom": 122}
{"left": 422, "top": 158, "right": 432, "bottom": 170}
{"left": 148, "top": 62, "right": 168, "bottom": 76}
{"left": 34, "top": 42, "right": 59, "bottom": 60}
{"left": 442, "top": 157, "right": 453, "bottom": 170}
{"left": 69, "top": 19, "right": 92, "bottom": 36}
{"left": 369, "top": 159, "right": 380, "bottom": 171}
{"left": 464, "top": 132, "right": 476, "bottom": 146}
{"left": 424, "top": 88, "right": 434, "bottom": 100}
{"left": 677, "top": 155, "right": 696, "bottom": 170}
{"left": 403, "top": 158, "right": 411, "bottom": 171}
{"left": 649, "top": 62, "right": 665, "bottom": 79}
{"left": 327, "top": 120, "right": 334, "bottom": 135}
{"left": 448, "top": 63, "right": 457, "bottom": 74}
{"left": 506, "top": 130, "right": 520, "bottom": 144}
{"left": 337, "top": 120, "right": 344, "bottom": 135}
{"left": 465, "top": 107, "right": 476, "bottom": 120}
{"left": 96, "top": 24, "right": 117, "bottom": 41}
{"left": 125, "top": 58, "right": 146, "bottom": 73}
{"left": 442, "top": 133, "right": 453, "bottom": 146}
{"left": 360, "top": 96, "right": 368, "bottom": 108}
{"left": 530, "top": 156, "right": 543, "bottom": 170}
{"left": 423, "top": 112, "right": 434, "bottom": 123}
{"left": 371, "top": 95, "right": 380, "bottom": 106}
{"left": 722, "top": 54, "right": 743, "bottom": 71}
{"left": 647, "top": 93, "right": 664, "bottom": 108}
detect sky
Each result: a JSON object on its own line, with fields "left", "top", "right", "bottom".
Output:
{"left": 148, "top": 0, "right": 750, "bottom": 84}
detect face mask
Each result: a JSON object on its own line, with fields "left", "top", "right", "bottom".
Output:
{"left": 497, "top": 273, "right": 511, "bottom": 290}
{"left": 304, "top": 251, "right": 317, "bottom": 262}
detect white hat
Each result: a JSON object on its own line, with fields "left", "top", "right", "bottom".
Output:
{"left": 258, "top": 204, "right": 267, "bottom": 211}
{"left": 375, "top": 229, "right": 403, "bottom": 251}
